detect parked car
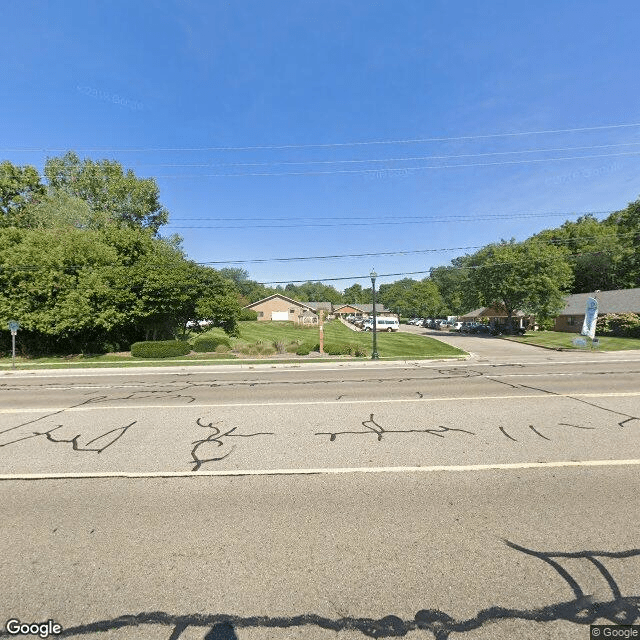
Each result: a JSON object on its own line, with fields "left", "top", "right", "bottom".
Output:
{"left": 363, "top": 317, "right": 400, "bottom": 332}
{"left": 451, "top": 322, "right": 463, "bottom": 332}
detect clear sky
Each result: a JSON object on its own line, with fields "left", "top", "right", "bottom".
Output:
{"left": 2, "top": 0, "right": 640, "bottom": 291}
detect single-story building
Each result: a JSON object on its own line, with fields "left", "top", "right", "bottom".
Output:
{"left": 244, "top": 294, "right": 319, "bottom": 324}
{"left": 554, "top": 288, "right": 640, "bottom": 333}
{"left": 305, "top": 302, "right": 334, "bottom": 318}
{"left": 333, "top": 303, "right": 393, "bottom": 318}
{"left": 459, "top": 305, "right": 534, "bottom": 330}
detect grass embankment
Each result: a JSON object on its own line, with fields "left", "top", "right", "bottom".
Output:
{"left": 507, "top": 330, "right": 640, "bottom": 351}
{"left": 0, "top": 320, "right": 466, "bottom": 369}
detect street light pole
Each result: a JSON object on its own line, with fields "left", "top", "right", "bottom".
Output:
{"left": 370, "top": 269, "right": 379, "bottom": 360}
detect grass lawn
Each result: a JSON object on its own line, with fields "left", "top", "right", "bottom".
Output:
{"left": 507, "top": 330, "right": 640, "bottom": 351}
{"left": 0, "top": 320, "right": 466, "bottom": 369}
{"left": 225, "top": 320, "right": 466, "bottom": 359}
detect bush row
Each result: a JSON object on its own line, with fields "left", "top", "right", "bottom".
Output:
{"left": 596, "top": 313, "right": 640, "bottom": 338}
{"left": 130, "top": 340, "right": 191, "bottom": 358}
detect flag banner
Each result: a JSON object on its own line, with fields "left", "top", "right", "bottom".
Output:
{"left": 581, "top": 296, "right": 598, "bottom": 339}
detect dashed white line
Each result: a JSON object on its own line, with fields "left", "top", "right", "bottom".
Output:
{"left": 0, "top": 392, "right": 637, "bottom": 414}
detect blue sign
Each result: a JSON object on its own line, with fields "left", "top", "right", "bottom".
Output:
{"left": 581, "top": 297, "right": 598, "bottom": 339}
{"left": 8, "top": 320, "right": 19, "bottom": 332}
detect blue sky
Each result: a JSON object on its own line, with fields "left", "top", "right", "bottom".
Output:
{"left": 2, "top": 0, "right": 640, "bottom": 291}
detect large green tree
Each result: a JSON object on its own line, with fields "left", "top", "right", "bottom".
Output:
{"left": 605, "top": 197, "right": 640, "bottom": 288}
{"left": 467, "top": 240, "right": 573, "bottom": 327}
{"left": 0, "top": 161, "right": 46, "bottom": 227}
{"left": 44, "top": 151, "right": 168, "bottom": 233}
{"left": 534, "top": 214, "right": 625, "bottom": 293}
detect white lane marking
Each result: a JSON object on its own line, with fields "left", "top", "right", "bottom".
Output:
{"left": 0, "top": 392, "right": 637, "bottom": 415}
{"left": 2, "top": 458, "right": 639, "bottom": 481}
{"left": 2, "top": 369, "right": 639, "bottom": 391}
{"left": 1, "top": 357, "right": 640, "bottom": 379}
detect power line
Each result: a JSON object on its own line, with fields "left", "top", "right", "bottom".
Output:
{"left": 0, "top": 240, "right": 629, "bottom": 273}
{"left": 166, "top": 211, "right": 601, "bottom": 230}
{"left": 3, "top": 121, "right": 640, "bottom": 153}
{"left": 149, "top": 150, "right": 640, "bottom": 178}
{"left": 169, "top": 210, "right": 612, "bottom": 223}
{"left": 197, "top": 232, "right": 637, "bottom": 265}
{"left": 124, "top": 141, "right": 640, "bottom": 169}
{"left": 255, "top": 250, "right": 619, "bottom": 285}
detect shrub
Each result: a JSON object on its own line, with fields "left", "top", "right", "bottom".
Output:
{"left": 296, "top": 345, "right": 311, "bottom": 356}
{"left": 286, "top": 343, "right": 301, "bottom": 353}
{"left": 596, "top": 313, "right": 640, "bottom": 338}
{"left": 192, "top": 335, "right": 232, "bottom": 352}
{"left": 323, "top": 343, "right": 351, "bottom": 356}
{"left": 131, "top": 340, "right": 191, "bottom": 358}
{"left": 257, "top": 344, "right": 276, "bottom": 355}
{"left": 239, "top": 308, "right": 259, "bottom": 321}
{"left": 352, "top": 345, "right": 369, "bottom": 357}
{"left": 537, "top": 317, "right": 555, "bottom": 331}
{"left": 273, "top": 340, "right": 287, "bottom": 354}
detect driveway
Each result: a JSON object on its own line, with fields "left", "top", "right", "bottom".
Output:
{"left": 400, "top": 323, "right": 565, "bottom": 360}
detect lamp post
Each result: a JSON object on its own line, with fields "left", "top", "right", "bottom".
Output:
{"left": 370, "top": 269, "right": 379, "bottom": 360}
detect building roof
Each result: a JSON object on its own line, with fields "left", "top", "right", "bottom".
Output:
{"left": 335, "top": 303, "right": 390, "bottom": 313}
{"left": 559, "top": 288, "right": 640, "bottom": 315}
{"left": 460, "top": 305, "right": 527, "bottom": 318}
{"left": 305, "top": 301, "right": 333, "bottom": 312}
{"left": 244, "top": 294, "right": 315, "bottom": 311}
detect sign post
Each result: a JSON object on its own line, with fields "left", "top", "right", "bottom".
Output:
{"left": 8, "top": 320, "right": 19, "bottom": 369}
{"left": 319, "top": 310, "right": 324, "bottom": 355}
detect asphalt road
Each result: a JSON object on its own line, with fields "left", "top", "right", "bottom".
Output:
{"left": 1, "top": 349, "right": 639, "bottom": 639}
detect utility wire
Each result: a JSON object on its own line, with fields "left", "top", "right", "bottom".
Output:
{"left": 4, "top": 121, "right": 640, "bottom": 152}
{"left": 148, "top": 150, "right": 640, "bottom": 178}
{"left": 127, "top": 141, "right": 640, "bottom": 169}
{"left": 169, "top": 210, "right": 613, "bottom": 223}
{"left": 166, "top": 211, "right": 600, "bottom": 230}
{"left": 0, "top": 244, "right": 626, "bottom": 274}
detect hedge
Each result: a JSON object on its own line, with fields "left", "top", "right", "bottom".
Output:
{"left": 130, "top": 340, "right": 192, "bottom": 358}
{"left": 192, "top": 335, "right": 232, "bottom": 352}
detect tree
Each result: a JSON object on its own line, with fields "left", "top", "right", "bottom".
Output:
{"left": 605, "top": 198, "right": 640, "bottom": 287}
{"left": 378, "top": 278, "right": 416, "bottom": 316}
{"left": 430, "top": 265, "right": 471, "bottom": 315}
{"left": 44, "top": 151, "right": 168, "bottom": 233}
{"left": 0, "top": 161, "right": 46, "bottom": 227}
{"left": 467, "top": 240, "right": 573, "bottom": 328}
{"left": 343, "top": 283, "right": 369, "bottom": 304}
{"left": 283, "top": 281, "right": 344, "bottom": 304}
{"left": 534, "top": 214, "right": 625, "bottom": 293}
{"left": 408, "top": 279, "right": 444, "bottom": 318}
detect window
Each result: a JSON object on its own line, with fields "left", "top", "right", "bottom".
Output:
{"left": 257, "top": 311, "right": 263, "bottom": 318}
{"left": 567, "top": 316, "right": 575, "bottom": 326}
{"left": 290, "top": 308, "right": 296, "bottom": 313}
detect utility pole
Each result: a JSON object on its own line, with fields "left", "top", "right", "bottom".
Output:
{"left": 370, "top": 270, "right": 379, "bottom": 360}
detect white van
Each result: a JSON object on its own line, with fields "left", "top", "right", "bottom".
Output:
{"left": 363, "top": 317, "right": 400, "bottom": 332}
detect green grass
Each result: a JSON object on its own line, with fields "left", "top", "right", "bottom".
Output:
{"left": 0, "top": 320, "right": 466, "bottom": 369}
{"left": 507, "top": 330, "right": 640, "bottom": 351}
{"left": 229, "top": 320, "right": 466, "bottom": 359}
